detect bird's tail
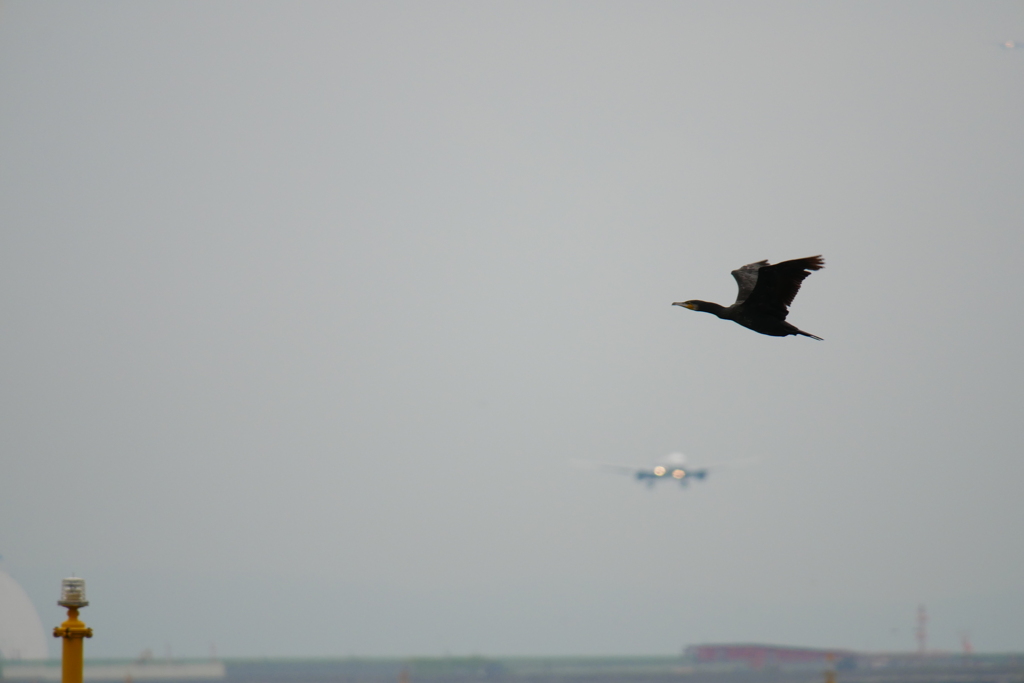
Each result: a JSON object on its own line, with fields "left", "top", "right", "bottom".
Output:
{"left": 797, "top": 329, "right": 823, "bottom": 341}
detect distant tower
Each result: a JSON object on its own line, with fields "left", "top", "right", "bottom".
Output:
{"left": 916, "top": 605, "right": 928, "bottom": 656}
{"left": 960, "top": 632, "right": 973, "bottom": 656}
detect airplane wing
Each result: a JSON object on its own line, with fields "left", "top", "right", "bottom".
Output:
{"left": 570, "top": 458, "right": 640, "bottom": 475}
{"left": 694, "top": 456, "right": 762, "bottom": 469}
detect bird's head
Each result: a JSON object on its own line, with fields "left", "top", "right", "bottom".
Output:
{"left": 672, "top": 300, "right": 701, "bottom": 311}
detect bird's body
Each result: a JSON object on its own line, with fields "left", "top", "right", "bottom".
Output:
{"left": 673, "top": 256, "right": 824, "bottom": 340}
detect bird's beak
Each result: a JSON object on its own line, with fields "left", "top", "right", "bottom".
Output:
{"left": 673, "top": 302, "right": 696, "bottom": 310}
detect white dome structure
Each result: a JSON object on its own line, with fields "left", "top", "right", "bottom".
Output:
{"left": 0, "top": 569, "right": 48, "bottom": 660}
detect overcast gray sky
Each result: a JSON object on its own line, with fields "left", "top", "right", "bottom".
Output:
{"left": 2, "top": 0, "right": 1023, "bottom": 659}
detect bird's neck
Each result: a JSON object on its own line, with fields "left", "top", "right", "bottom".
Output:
{"left": 696, "top": 301, "right": 729, "bottom": 318}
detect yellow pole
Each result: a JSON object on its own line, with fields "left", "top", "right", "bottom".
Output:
{"left": 54, "top": 607, "right": 93, "bottom": 683}
{"left": 824, "top": 653, "right": 836, "bottom": 683}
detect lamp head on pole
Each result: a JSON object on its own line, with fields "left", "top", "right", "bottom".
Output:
{"left": 58, "top": 577, "right": 89, "bottom": 608}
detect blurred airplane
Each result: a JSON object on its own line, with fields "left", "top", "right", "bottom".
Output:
{"left": 996, "top": 39, "right": 1023, "bottom": 50}
{"left": 572, "top": 452, "right": 757, "bottom": 489}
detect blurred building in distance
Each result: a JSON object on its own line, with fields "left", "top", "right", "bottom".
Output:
{"left": 0, "top": 568, "right": 48, "bottom": 660}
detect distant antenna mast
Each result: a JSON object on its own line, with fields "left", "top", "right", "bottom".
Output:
{"left": 960, "top": 632, "right": 973, "bottom": 656}
{"left": 916, "top": 605, "right": 928, "bottom": 656}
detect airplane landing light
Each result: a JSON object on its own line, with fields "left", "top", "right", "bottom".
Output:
{"left": 672, "top": 469, "right": 686, "bottom": 479}
{"left": 653, "top": 466, "right": 666, "bottom": 476}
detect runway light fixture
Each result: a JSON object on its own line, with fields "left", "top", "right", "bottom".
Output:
{"left": 59, "top": 578, "right": 89, "bottom": 608}
{"left": 54, "top": 576, "right": 93, "bottom": 683}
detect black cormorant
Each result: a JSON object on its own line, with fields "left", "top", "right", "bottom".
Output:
{"left": 673, "top": 256, "right": 824, "bottom": 340}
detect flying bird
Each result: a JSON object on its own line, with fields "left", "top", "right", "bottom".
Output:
{"left": 673, "top": 256, "right": 824, "bottom": 339}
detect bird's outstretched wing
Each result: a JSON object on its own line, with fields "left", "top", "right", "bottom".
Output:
{"left": 741, "top": 255, "right": 824, "bottom": 318}
{"left": 731, "top": 260, "right": 768, "bottom": 305}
